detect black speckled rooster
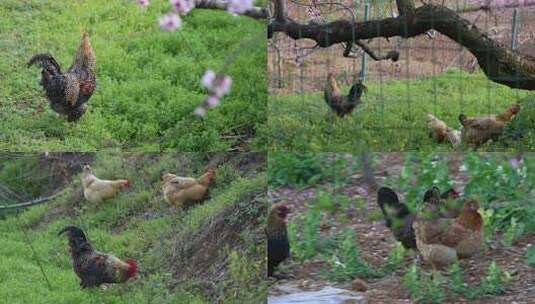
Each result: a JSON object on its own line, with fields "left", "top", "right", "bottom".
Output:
{"left": 324, "top": 72, "right": 366, "bottom": 118}
{"left": 28, "top": 32, "right": 96, "bottom": 122}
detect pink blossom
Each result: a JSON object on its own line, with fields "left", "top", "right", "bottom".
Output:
{"left": 194, "top": 71, "right": 232, "bottom": 116}
{"left": 171, "top": 0, "right": 195, "bottom": 15}
{"left": 228, "top": 0, "right": 253, "bottom": 15}
{"left": 194, "top": 106, "right": 207, "bottom": 117}
{"left": 138, "top": 0, "right": 150, "bottom": 8}
{"left": 159, "top": 13, "right": 182, "bottom": 31}
{"left": 205, "top": 95, "right": 220, "bottom": 108}
{"left": 201, "top": 70, "right": 216, "bottom": 89}
{"left": 509, "top": 155, "right": 523, "bottom": 169}
{"left": 214, "top": 75, "right": 232, "bottom": 97}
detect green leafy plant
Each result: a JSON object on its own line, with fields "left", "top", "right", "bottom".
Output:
{"left": 501, "top": 217, "right": 525, "bottom": 246}
{"left": 526, "top": 245, "right": 535, "bottom": 266}
{"left": 480, "top": 262, "right": 511, "bottom": 295}
{"left": 402, "top": 265, "right": 446, "bottom": 304}
{"left": 328, "top": 230, "right": 379, "bottom": 281}
{"left": 268, "top": 153, "right": 324, "bottom": 187}
{"left": 448, "top": 262, "right": 477, "bottom": 299}
{"left": 288, "top": 208, "right": 322, "bottom": 261}
{"left": 382, "top": 242, "right": 406, "bottom": 273}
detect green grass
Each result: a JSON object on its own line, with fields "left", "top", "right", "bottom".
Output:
{"left": 0, "top": 153, "right": 267, "bottom": 303}
{"left": 268, "top": 70, "right": 531, "bottom": 152}
{"left": 0, "top": 0, "right": 266, "bottom": 151}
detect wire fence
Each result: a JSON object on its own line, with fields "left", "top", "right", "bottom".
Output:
{"left": 268, "top": 0, "right": 535, "bottom": 94}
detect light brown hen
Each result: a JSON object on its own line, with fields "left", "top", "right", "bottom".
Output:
{"left": 413, "top": 198, "right": 483, "bottom": 269}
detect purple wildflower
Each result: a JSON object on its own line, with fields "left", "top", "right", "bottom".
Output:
{"left": 205, "top": 95, "right": 220, "bottom": 108}
{"left": 159, "top": 12, "right": 182, "bottom": 31}
{"left": 170, "top": 0, "right": 195, "bottom": 15}
{"left": 201, "top": 70, "right": 217, "bottom": 89}
{"left": 509, "top": 155, "right": 523, "bottom": 169}
{"left": 193, "top": 107, "right": 207, "bottom": 117}
{"left": 138, "top": 0, "right": 150, "bottom": 8}
{"left": 214, "top": 75, "right": 232, "bottom": 97}
{"left": 228, "top": 0, "right": 253, "bottom": 15}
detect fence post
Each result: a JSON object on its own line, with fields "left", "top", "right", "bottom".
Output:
{"left": 511, "top": 8, "right": 519, "bottom": 50}
{"left": 360, "top": 2, "right": 371, "bottom": 81}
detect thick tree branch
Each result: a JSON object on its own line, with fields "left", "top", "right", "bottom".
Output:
{"left": 273, "top": 0, "right": 286, "bottom": 22}
{"left": 195, "top": 0, "right": 267, "bottom": 19}
{"left": 269, "top": 2, "right": 535, "bottom": 90}
{"left": 344, "top": 40, "right": 400, "bottom": 62}
{"left": 396, "top": 0, "right": 415, "bottom": 15}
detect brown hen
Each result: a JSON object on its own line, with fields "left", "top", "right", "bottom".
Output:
{"left": 459, "top": 103, "right": 520, "bottom": 147}
{"left": 161, "top": 169, "right": 215, "bottom": 209}
{"left": 413, "top": 198, "right": 483, "bottom": 269}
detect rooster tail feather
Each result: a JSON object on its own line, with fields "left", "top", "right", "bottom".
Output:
{"left": 58, "top": 225, "right": 86, "bottom": 238}
{"left": 348, "top": 81, "right": 366, "bottom": 102}
{"left": 458, "top": 114, "right": 467, "bottom": 126}
{"left": 27, "top": 53, "right": 61, "bottom": 73}
{"left": 72, "top": 32, "right": 95, "bottom": 70}
{"left": 423, "top": 187, "right": 441, "bottom": 203}
{"left": 59, "top": 226, "right": 91, "bottom": 253}
{"left": 377, "top": 187, "right": 405, "bottom": 227}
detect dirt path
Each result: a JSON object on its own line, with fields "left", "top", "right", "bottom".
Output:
{"left": 268, "top": 154, "right": 535, "bottom": 303}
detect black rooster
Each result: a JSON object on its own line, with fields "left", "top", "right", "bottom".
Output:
{"left": 28, "top": 32, "right": 96, "bottom": 121}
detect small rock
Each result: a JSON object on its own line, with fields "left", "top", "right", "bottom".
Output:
{"left": 351, "top": 278, "right": 368, "bottom": 292}
{"left": 299, "top": 280, "right": 312, "bottom": 289}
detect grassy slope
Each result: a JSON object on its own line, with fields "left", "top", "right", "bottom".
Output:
{"left": 268, "top": 70, "right": 532, "bottom": 152}
{"left": 0, "top": 153, "right": 266, "bottom": 303}
{"left": 0, "top": 0, "right": 266, "bottom": 151}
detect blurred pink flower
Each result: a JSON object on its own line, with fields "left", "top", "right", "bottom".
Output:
{"left": 205, "top": 95, "right": 220, "bottom": 108}
{"left": 193, "top": 107, "right": 207, "bottom": 117}
{"left": 201, "top": 70, "right": 217, "bottom": 89}
{"left": 171, "top": 0, "right": 195, "bottom": 15}
{"left": 138, "top": 0, "right": 150, "bottom": 8}
{"left": 228, "top": 0, "right": 253, "bottom": 14}
{"left": 195, "top": 70, "right": 233, "bottom": 116}
{"left": 214, "top": 75, "right": 232, "bottom": 97}
{"left": 509, "top": 155, "right": 523, "bottom": 169}
{"left": 159, "top": 12, "right": 182, "bottom": 31}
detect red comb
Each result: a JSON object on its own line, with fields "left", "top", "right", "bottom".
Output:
{"left": 126, "top": 259, "right": 137, "bottom": 279}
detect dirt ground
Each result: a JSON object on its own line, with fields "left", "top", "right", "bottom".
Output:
{"left": 268, "top": 1, "right": 535, "bottom": 94}
{"left": 267, "top": 154, "right": 535, "bottom": 303}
